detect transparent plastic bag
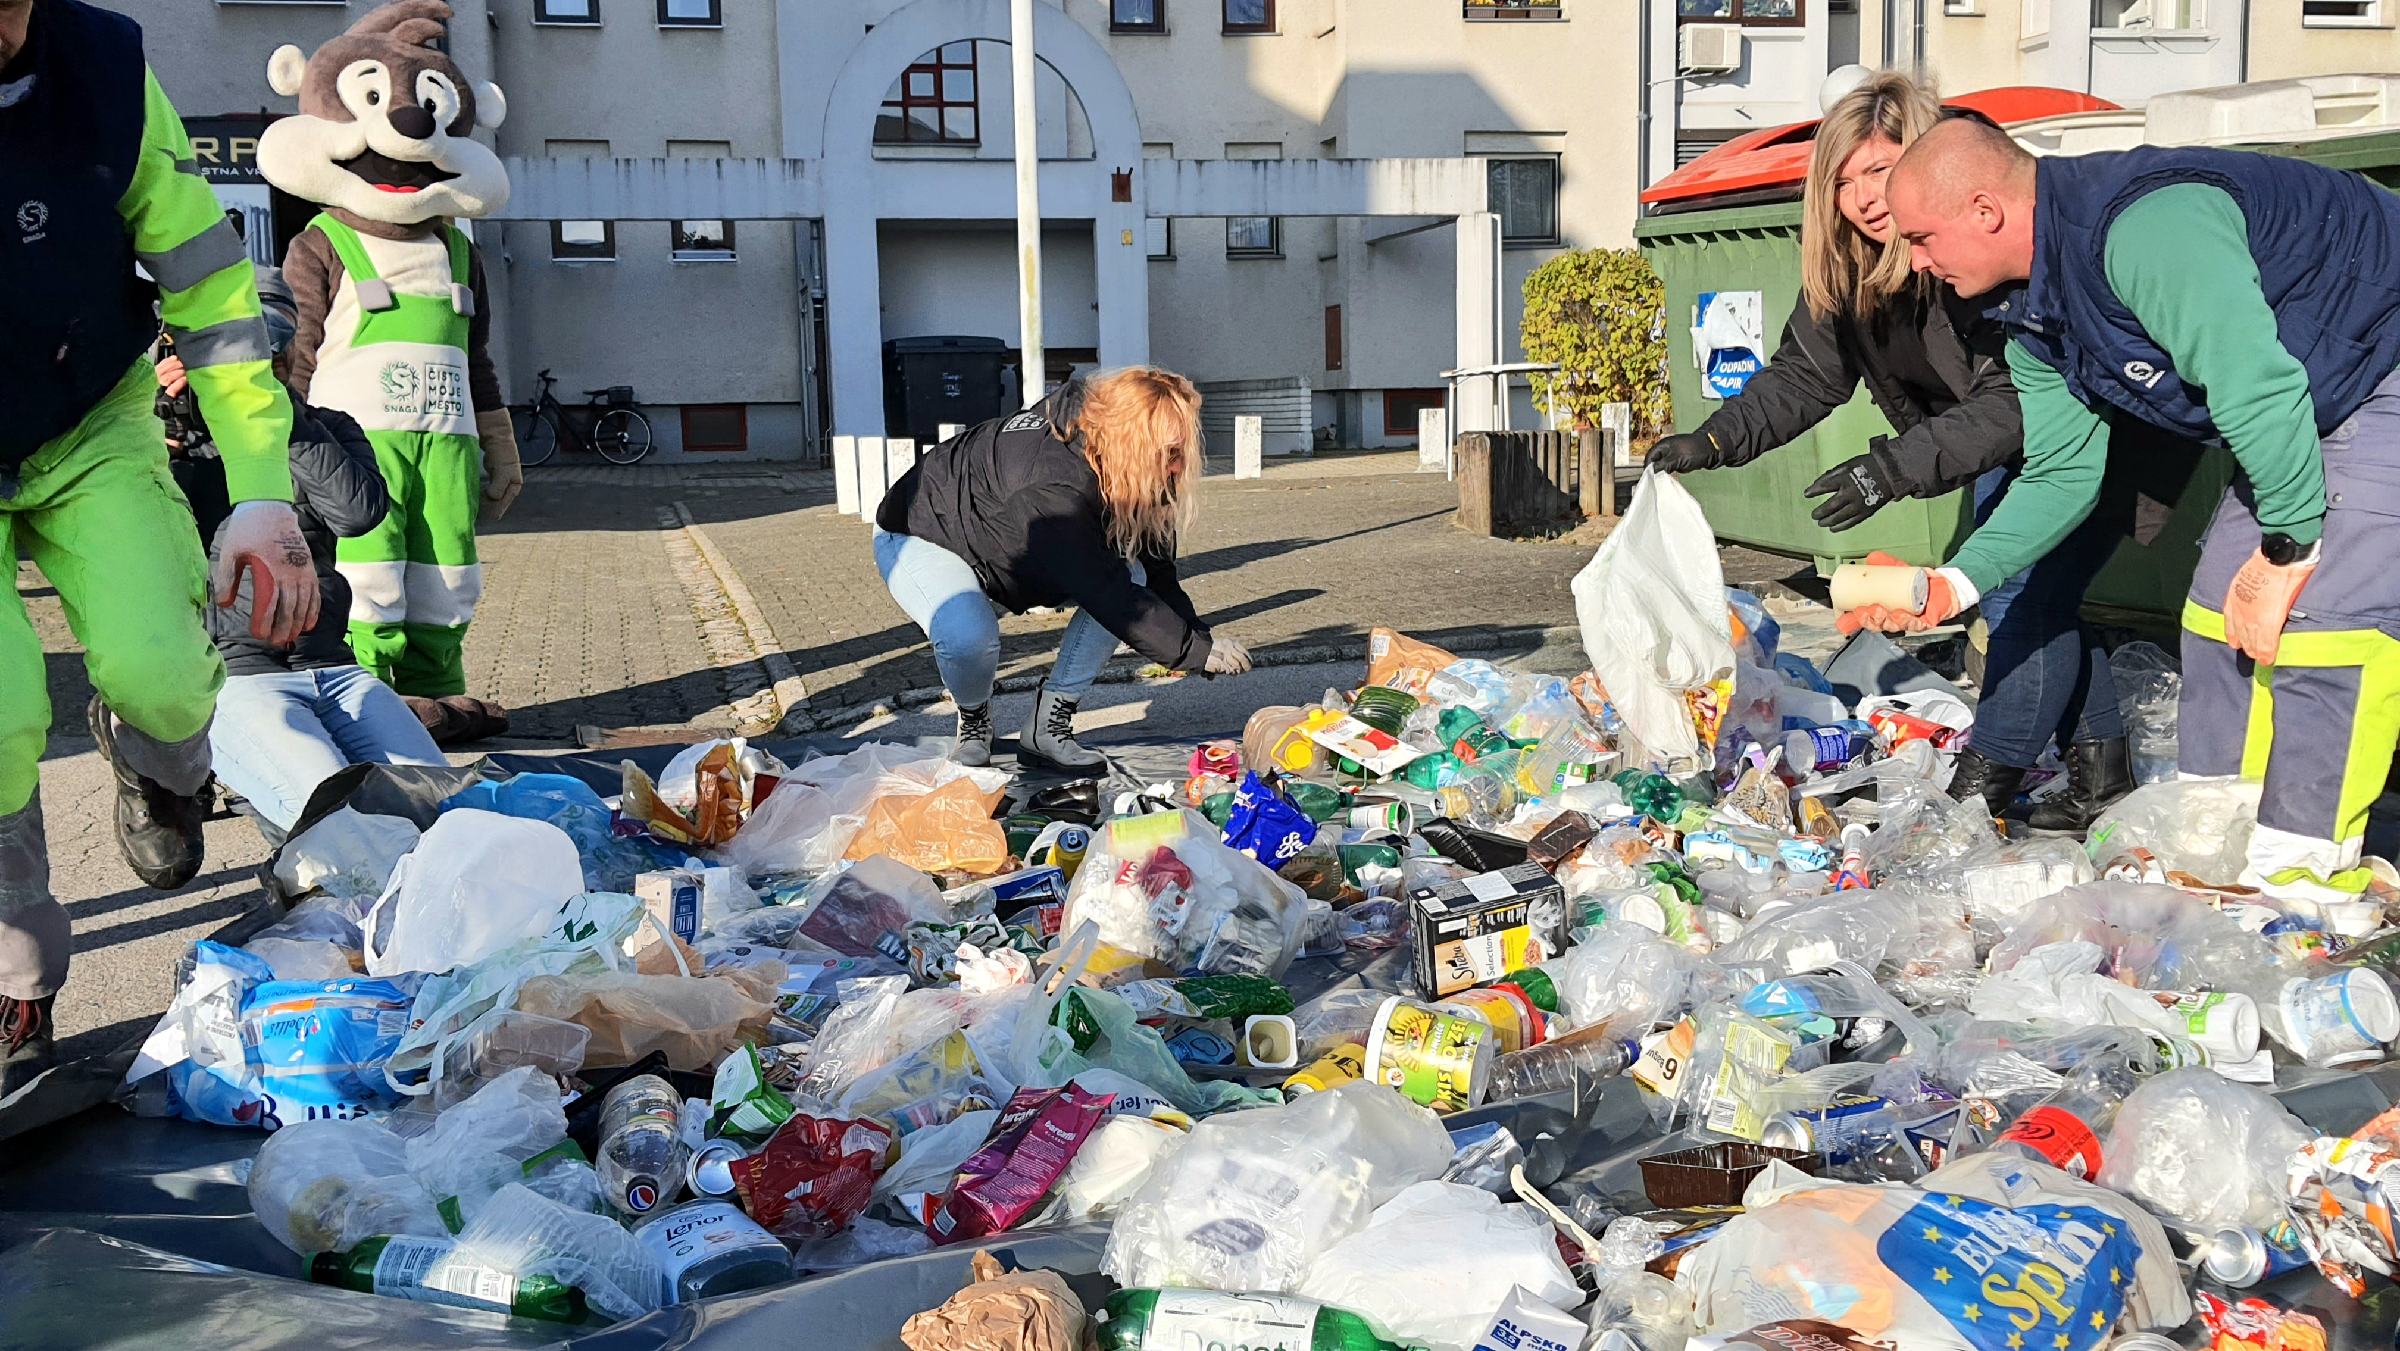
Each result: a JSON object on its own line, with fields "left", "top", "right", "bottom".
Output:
{"left": 1062, "top": 810, "right": 1307, "bottom": 979}
{"left": 1984, "top": 881, "right": 2287, "bottom": 999}
{"left": 272, "top": 808, "right": 420, "bottom": 902}
{"left": 795, "top": 975, "right": 911, "bottom": 1108}
{"left": 1546, "top": 921, "right": 1713, "bottom": 1038}
{"left": 451, "top": 1182, "right": 665, "bottom": 1321}
{"left": 2111, "top": 641, "right": 2184, "bottom": 787}
{"left": 1295, "top": 1180, "right": 1581, "bottom": 1351}
{"left": 1571, "top": 471, "right": 1736, "bottom": 766}
{"left": 2087, "top": 778, "right": 2262, "bottom": 882}
{"left": 1100, "top": 1081, "right": 1453, "bottom": 1293}
{"left": 514, "top": 962, "right": 782, "bottom": 1073}
{"left": 363, "top": 811, "right": 586, "bottom": 977}
{"left": 789, "top": 856, "right": 956, "bottom": 960}
{"left": 2098, "top": 1067, "right": 2312, "bottom": 1235}
{"left": 249, "top": 1118, "right": 443, "bottom": 1256}
{"left": 406, "top": 1066, "right": 571, "bottom": 1231}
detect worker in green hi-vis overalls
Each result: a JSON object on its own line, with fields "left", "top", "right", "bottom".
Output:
{"left": 261, "top": 0, "right": 521, "bottom": 733}
{"left": 302, "top": 211, "right": 483, "bottom": 696}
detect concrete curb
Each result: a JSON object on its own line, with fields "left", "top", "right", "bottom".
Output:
{"left": 779, "top": 622, "right": 1587, "bottom": 734}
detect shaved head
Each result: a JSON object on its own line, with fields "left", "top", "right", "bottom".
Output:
{"left": 1886, "top": 116, "right": 2041, "bottom": 296}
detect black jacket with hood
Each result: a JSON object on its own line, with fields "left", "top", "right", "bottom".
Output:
{"left": 876, "top": 383, "right": 1214, "bottom": 673}
{"left": 1692, "top": 281, "right": 2194, "bottom": 543}
{"left": 177, "top": 404, "right": 390, "bottom": 677}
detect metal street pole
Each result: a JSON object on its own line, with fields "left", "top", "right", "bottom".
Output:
{"left": 1011, "top": 0, "right": 1045, "bottom": 407}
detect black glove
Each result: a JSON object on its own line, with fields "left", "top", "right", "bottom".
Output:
{"left": 1805, "top": 439, "right": 1911, "bottom": 532}
{"left": 1644, "top": 430, "right": 1727, "bottom": 475}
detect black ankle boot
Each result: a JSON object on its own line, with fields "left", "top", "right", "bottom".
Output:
{"left": 1947, "top": 746, "right": 2028, "bottom": 819}
{"left": 2027, "top": 737, "right": 2135, "bottom": 835}
{"left": 88, "top": 695, "right": 207, "bottom": 890}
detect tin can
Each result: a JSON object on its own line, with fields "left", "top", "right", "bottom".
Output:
{"left": 687, "top": 1138, "right": 748, "bottom": 1198}
{"left": 1782, "top": 722, "right": 1872, "bottom": 773}
{"left": 2203, "top": 1222, "right": 2314, "bottom": 1287}
{"left": 1363, "top": 995, "right": 1493, "bottom": 1113}
{"left": 1758, "top": 1094, "right": 1897, "bottom": 1158}
{"left": 1283, "top": 1040, "right": 1367, "bottom": 1096}
{"left": 1866, "top": 707, "right": 1959, "bottom": 750}
{"left": 1346, "top": 801, "right": 1413, "bottom": 834}
{"left": 1027, "top": 822, "right": 1091, "bottom": 880}
{"left": 1833, "top": 823, "right": 1872, "bottom": 891}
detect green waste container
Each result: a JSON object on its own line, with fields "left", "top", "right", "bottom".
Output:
{"left": 1634, "top": 200, "right": 1973, "bottom": 574}
{"left": 1635, "top": 122, "right": 2400, "bottom": 626}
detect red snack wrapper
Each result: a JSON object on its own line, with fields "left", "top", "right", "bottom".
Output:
{"left": 2194, "top": 1290, "right": 2328, "bottom": 1351}
{"left": 929, "top": 1084, "right": 1114, "bottom": 1244}
{"left": 729, "top": 1112, "right": 894, "bottom": 1240}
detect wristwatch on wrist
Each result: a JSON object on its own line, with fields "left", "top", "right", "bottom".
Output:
{"left": 2261, "top": 532, "right": 2319, "bottom": 566}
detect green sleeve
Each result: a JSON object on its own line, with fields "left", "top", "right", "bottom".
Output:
{"left": 1946, "top": 342, "right": 2110, "bottom": 593}
{"left": 118, "top": 69, "right": 293, "bottom": 503}
{"left": 2103, "top": 183, "right": 2323, "bottom": 546}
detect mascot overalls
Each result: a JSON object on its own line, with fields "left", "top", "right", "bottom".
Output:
{"left": 257, "top": 0, "right": 519, "bottom": 734}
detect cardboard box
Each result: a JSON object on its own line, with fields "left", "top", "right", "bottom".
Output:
{"left": 634, "top": 869, "right": 702, "bottom": 946}
{"left": 1408, "top": 861, "right": 1569, "bottom": 999}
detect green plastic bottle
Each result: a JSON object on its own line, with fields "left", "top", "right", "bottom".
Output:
{"left": 1096, "top": 1288, "right": 1416, "bottom": 1351}
{"left": 307, "top": 1235, "right": 587, "bottom": 1323}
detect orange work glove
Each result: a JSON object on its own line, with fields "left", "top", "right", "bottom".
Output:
{"left": 1835, "top": 551, "right": 1974, "bottom": 635}
{"left": 2223, "top": 547, "right": 2318, "bottom": 664}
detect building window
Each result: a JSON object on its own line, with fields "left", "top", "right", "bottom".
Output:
{"left": 682, "top": 404, "right": 749, "bottom": 454}
{"left": 1325, "top": 305, "right": 1343, "bottom": 371}
{"left": 1224, "top": 0, "right": 1276, "bottom": 32}
{"left": 1146, "top": 218, "right": 1175, "bottom": 259}
{"left": 672, "top": 219, "right": 735, "bottom": 261}
{"left": 1384, "top": 388, "right": 1447, "bottom": 438}
{"left": 1676, "top": 0, "right": 1801, "bottom": 22}
{"left": 1114, "top": 0, "right": 1168, "bottom": 31}
{"left": 1227, "top": 216, "right": 1280, "bottom": 257}
{"left": 1940, "top": 0, "right": 1977, "bottom": 12}
{"left": 2093, "top": 0, "right": 2200, "bottom": 27}
{"left": 1462, "top": 0, "right": 1565, "bottom": 16}
{"left": 877, "top": 42, "right": 980, "bottom": 145}
{"left": 2303, "top": 0, "right": 2379, "bottom": 21}
{"left": 658, "top": 0, "right": 720, "bottom": 25}
{"left": 534, "top": 0, "right": 598, "bottom": 23}
{"left": 552, "top": 219, "right": 615, "bottom": 262}
{"left": 1488, "top": 157, "right": 1560, "bottom": 245}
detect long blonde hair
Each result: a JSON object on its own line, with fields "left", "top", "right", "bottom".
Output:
{"left": 1801, "top": 71, "right": 1944, "bottom": 321}
{"left": 1071, "top": 366, "right": 1205, "bottom": 558}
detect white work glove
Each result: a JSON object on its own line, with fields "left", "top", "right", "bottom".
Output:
{"left": 211, "top": 500, "right": 320, "bottom": 648}
{"left": 1203, "top": 635, "right": 1252, "bottom": 677}
{"left": 476, "top": 408, "right": 523, "bottom": 523}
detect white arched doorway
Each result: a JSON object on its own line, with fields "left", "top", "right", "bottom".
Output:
{"left": 809, "top": 0, "right": 1151, "bottom": 435}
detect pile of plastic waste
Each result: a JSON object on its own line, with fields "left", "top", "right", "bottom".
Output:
{"left": 104, "top": 476, "right": 2400, "bottom": 1349}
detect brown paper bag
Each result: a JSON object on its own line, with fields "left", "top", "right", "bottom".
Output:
{"left": 514, "top": 961, "right": 782, "bottom": 1071}
{"left": 898, "top": 1250, "right": 1087, "bottom": 1351}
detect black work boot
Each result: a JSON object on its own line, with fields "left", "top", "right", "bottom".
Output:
{"left": 88, "top": 695, "right": 208, "bottom": 890}
{"left": 2026, "top": 737, "right": 2135, "bottom": 835}
{"left": 1947, "top": 746, "right": 2028, "bottom": 820}
{"left": 0, "top": 994, "right": 55, "bottom": 1098}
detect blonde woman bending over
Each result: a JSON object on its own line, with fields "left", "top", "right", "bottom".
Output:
{"left": 875, "top": 368, "right": 1251, "bottom": 770}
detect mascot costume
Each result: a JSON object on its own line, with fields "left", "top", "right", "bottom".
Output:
{"left": 257, "top": 0, "right": 520, "bottom": 737}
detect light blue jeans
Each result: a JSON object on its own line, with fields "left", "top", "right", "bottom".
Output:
{"left": 873, "top": 529, "right": 1132, "bottom": 708}
{"left": 208, "top": 665, "right": 447, "bottom": 831}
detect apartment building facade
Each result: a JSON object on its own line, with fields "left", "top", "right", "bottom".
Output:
{"left": 131, "top": 0, "right": 1626, "bottom": 459}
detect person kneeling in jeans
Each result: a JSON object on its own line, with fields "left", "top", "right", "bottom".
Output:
{"left": 874, "top": 368, "right": 1252, "bottom": 770}
{"left": 166, "top": 361, "right": 446, "bottom": 837}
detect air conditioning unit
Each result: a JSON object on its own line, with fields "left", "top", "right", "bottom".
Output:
{"left": 1678, "top": 23, "right": 1743, "bottom": 74}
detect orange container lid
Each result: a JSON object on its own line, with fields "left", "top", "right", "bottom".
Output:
{"left": 1640, "top": 86, "right": 2121, "bottom": 212}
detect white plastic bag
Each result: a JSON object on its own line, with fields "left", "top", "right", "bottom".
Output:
{"left": 1052, "top": 1116, "right": 1187, "bottom": 1221}
{"left": 1297, "top": 1181, "right": 1581, "bottom": 1351}
{"left": 2087, "top": 777, "right": 2262, "bottom": 881}
{"left": 1100, "top": 1081, "right": 1453, "bottom": 1293}
{"left": 363, "top": 810, "right": 585, "bottom": 977}
{"left": 249, "top": 1118, "right": 444, "bottom": 1255}
{"left": 1571, "top": 471, "right": 1735, "bottom": 765}
{"left": 1062, "top": 809, "right": 1308, "bottom": 979}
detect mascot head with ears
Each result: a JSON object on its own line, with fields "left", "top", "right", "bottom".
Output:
{"left": 257, "top": 0, "right": 509, "bottom": 225}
